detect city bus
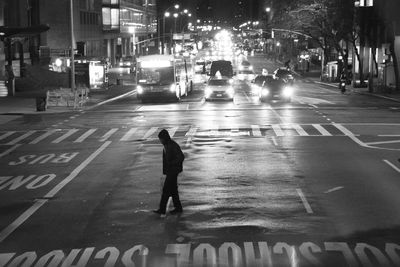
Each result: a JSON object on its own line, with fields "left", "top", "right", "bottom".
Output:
{"left": 135, "top": 54, "right": 194, "bottom": 102}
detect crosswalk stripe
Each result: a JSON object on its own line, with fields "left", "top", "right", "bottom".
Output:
{"left": 120, "top": 128, "right": 138, "bottom": 141}
{"left": 292, "top": 124, "right": 308, "bottom": 136}
{"left": 168, "top": 127, "right": 179, "bottom": 137}
{"left": 30, "top": 130, "right": 58, "bottom": 144}
{"left": 142, "top": 127, "right": 158, "bottom": 139}
{"left": 100, "top": 128, "right": 119, "bottom": 142}
{"left": 0, "top": 131, "right": 16, "bottom": 141}
{"left": 333, "top": 124, "right": 354, "bottom": 136}
{"left": 74, "top": 129, "right": 97, "bottom": 143}
{"left": 52, "top": 129, "right": 79, "bottom": 143}
{"left": 251, "top": 125, "right": 262, "bottom": 136}
{"left": 272, "top": 124, "right": 284, "bottom": 137}
{"left": 6, "top": 131, "right": 37, "bottom": 145}
{"left": 210, "top": 125, "right": 219, "bottom": 136}
{"left": 312, "top": 124, "right": 332, "bottom": 136}
{"left": 185, "top": 127, "right": 198, "bottom": 136}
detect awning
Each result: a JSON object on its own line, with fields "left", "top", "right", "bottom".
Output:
{"left": 0, "top": 24, "right": 50, "bottom": 38}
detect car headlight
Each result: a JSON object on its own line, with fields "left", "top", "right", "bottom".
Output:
{"left": 249, "top": 66, "right": 253, "bottom": 71}
{"left": 119, "top": 62, "right": 123, "bottom": 66}
{"left": 205, "top": 87, "right": 212, "bottom": 97}
{"left": 226, "top": 87, "right": 234, "bottom": 96}
{"left": 170, "top": 84, "right": 177, "bottom": 92}
{"left": 261, "top": 88, "right": 270, "bottom": 96}
{"left": 282, "top": 86, "right": 294, "bottom": 97}
{"left": 137, "top": 85, "right": 143, "bottom": 94}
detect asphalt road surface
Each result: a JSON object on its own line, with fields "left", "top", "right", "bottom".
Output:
{"left": 1, "top": 56, "right": 400, "bottom": 267}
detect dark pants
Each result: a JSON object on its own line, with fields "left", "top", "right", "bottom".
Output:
{"left": 159, "top": 172, "right": 182, "bottom": 213}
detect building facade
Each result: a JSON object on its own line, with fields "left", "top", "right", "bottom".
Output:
{"left": 0, "top": 0, "right": 157, "bottom": 72}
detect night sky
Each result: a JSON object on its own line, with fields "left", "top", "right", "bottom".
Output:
{"left": 157, "top": 0, "right": 261, "bottom": 24}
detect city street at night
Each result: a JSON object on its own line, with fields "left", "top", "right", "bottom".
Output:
{"left": 1, "top": 56, "right": 400, "bottom": 266}
{"left": 1, "top": 0, "right": 400, "bottom": 266}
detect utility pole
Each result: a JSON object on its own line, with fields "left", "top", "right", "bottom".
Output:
{"left": 145, "top": 0, "right": 149, "bottom": 55}
{"left": 70, "top": 0, "right": 76, "bottom": 108}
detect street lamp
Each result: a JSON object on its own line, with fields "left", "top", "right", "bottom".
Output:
{"left": 173, "top": 13, "right": 179, "bottom": 33}
{"left": 162, "top": 4, "right": 180, "bottom": 54}
{"left": 266, "top": 7, "right": 271, "bottom": 13}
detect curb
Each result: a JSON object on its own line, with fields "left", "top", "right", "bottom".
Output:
{"left": 313, "top": 81, "right": 400, "bottom": 103}
{"left": 85, "top": 89, "right": 136, "bottom": 110}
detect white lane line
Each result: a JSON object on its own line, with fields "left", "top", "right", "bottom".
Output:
{"left": 272, "top": 124, "right": 284, "bottom": 137}
{"left": 6, "top": 131, "right": 36, "bottom": 145}
{"left": 99, "top": 128, "right": 119, "bottom": 142}
{"left": 230, "top": 126, "right": 239, "bottom": 136}
{"left": 142, "top": 127, "right": 158, "bottom": 139}
{"left": 211, "top": 125, "right": 219, "bottom": 136}
{"left": 378, "top": 135, "right": 400, "bottom": 137}
{"left": 0, "top": 131, "right": 16, "bottom": 141}
{"left": 251, "top": 125, "right": 262, "bottom": 136}
{"left": 0, "top": 144, "right": 21, "bottom": 158}
{"left": 292, "top": 124, "right": 308, "bottom": 136}
{"left": 52, "top": 129, "right": 79, "bottom": 143}
{"left": 269, "top": 107, "right": 285, "bottom": 124}
{"left": 383, "top": 159, "right": 400, "bottom": 174}
{"left": 312, "top": 124, "right": 332, "bottom": 136}
{"left": 366, "top": 140, "right": 400, "bottom": 145}
{"left": 30, "top": 130, "right": 58, "bottom": 144}
{"left": 120, "top": 128, "right": 138, "bottom": 141}
{"left": 186, "top": 137, "right": 192, "bottom": 148}
{"left": 0, "top": 141, "right": 112, "bottom": 243}
{"left": 333, "top": 123, "right": 367, "bottom": 148}
{"left": 0, "top": 199, "right": 48, "bottom": 243}
{"left": 45, "top": 141, "right": 111, "bottom": 198}
{"left": 168, "top": 127, "right": 179, "bottom": 137}
{"left": 324, "top": 186, "right": 344, "bottom": 194}
{"left": 296, "top": 189, "right": 313, "bottom": 214}
{"left": 185, "top": 126, "right": 198, "bottom": 137}
{"left": 271, "top": 136, "right": 278, "bottom": 146}
{"left": 74, "top": 129, "right": 97, "bottom": 143}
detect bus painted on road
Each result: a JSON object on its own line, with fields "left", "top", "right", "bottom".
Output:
{"left": 135, "top": 55, "right": 194, "bottom": 102}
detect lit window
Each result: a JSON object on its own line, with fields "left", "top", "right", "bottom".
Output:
{"left": 102, "top": 7, "right": 120, "bottom": 30}
{"left": 360, "top": 0, "right": 373, "bottom": 6}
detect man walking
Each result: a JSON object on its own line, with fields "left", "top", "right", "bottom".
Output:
{"left": 153, "top": 129, "right": 184, "bottom": 217}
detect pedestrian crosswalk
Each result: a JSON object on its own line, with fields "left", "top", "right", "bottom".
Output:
{"left": 0, "top": 124, "right": 355, "bottom": 145}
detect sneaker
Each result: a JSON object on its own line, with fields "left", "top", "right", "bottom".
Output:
{"left": 153, "top": 209, "right": 166, "bottom": 218}
{"left": 169, "top": 208, "right": 183, "bottom": 215}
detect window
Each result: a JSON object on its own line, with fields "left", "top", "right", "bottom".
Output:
{"left": 80, "top": 0, "right": 95, "bottom": 10}
{"left": 102, "top": 7, "right": 119, "bottom": 30}
{"left": 359, "top": 0, "right": 373, "bottom": 7}
{"left": 102, "top": 0, "right": 119, "bottom": 5}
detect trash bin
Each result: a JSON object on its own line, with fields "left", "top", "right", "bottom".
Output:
{"left": 36, "top": 97, "right": 47, "bottom": 111}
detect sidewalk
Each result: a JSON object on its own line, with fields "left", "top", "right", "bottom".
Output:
{"left": 0, "top": 84, "right": 135, "bottom": 115}
{"left": 304, "top": 74, "right": 400, "bottom": 103}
